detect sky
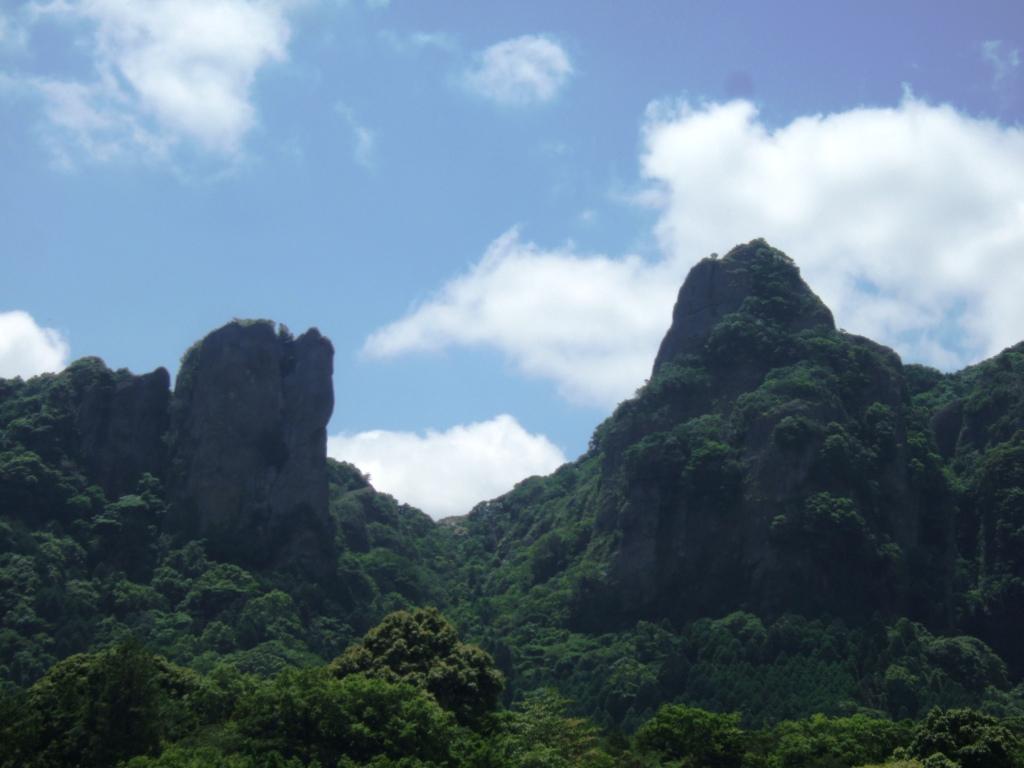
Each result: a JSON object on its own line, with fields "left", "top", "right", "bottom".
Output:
{"left": 1, "top": 0, "right": 1023, "bottom": 518}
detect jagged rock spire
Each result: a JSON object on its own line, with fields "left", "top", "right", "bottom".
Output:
{"left": 653, "top": 239, "right": 834, "bottom": 373}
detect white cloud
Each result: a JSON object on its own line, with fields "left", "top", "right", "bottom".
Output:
{"left": 642, "top": 97, "right": 1024, "bottom": 368}
{"left": 463, "top": 34, "right": 572, "bottom": 106}
{"left": 327, "top": 414, "right": 566, "bottom": 519}
{"left": 335, "top": 102, "right": 375, "bottom": 168}
{"left": 24, "top": 0, "right": 296, "bottom": 164}
{"left": 0, "top": 310, "right": 70, "bottom": 379}
{"left": 366, "top": 97, "right": 1024, "bottom": 406}
{"left": 364, "top": 229, "right": 675, "bottom": 405}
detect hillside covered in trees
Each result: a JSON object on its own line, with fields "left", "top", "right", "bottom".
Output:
{"left": 2, "top": 241, "right": 1023, "bottom": 766}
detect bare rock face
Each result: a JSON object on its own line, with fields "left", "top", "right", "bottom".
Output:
{"left": 74, "top": 365, "right": 171, "bottom": 498}
{"left": 167, "top": 320, "right": 335, "bottom": 572}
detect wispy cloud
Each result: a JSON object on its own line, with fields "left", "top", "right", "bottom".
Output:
{"left": 0, "top": 10, "right": 29, "bottom": 49}
{"left": 982, "top": 40, "right": 1021, "bottom": 87}
{"left": 16, "top": 0, "right": 300, "bottom": 167}
{"left": 328, "top": 414, "right": 566, "bottom": 519}
{"left": 335, "top": 102, "right": 376, "bottom": 169}
{"left": 462, "top": 34, "right": 572, "bottom": 106}
{"left": 379, "top": 28, "right": 457, "bottom": 55}
{"left": 0, "top": 310, "right": 70, "bottom": 379}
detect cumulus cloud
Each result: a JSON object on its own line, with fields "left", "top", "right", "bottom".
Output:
{"left": 23, "top": 0, "right": 296, "bottom": 164}
{"left": 642, "top": 97, "right": 1024, "bottom": 369}
{"left": 327, "top": 414, "right": 566, "bottom": 519}
{"left": 366, "top": 97, "right": 1024, "bottom": 405}
{"left": 365, "top": 229, "right": 675, "bottom": 405}
{"left": 0, "top": 310, "right": 70, "bottom": 379}
{"left": 463, "top": 34, "right": 572, "bottom": 106}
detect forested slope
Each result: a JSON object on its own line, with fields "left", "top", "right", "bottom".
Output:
{"left": 441, "top": 241, "right": 1024, "bottom": 728}
{"left": 2, "top": 241, "right": 1023, "bottom": 766}
{"left": 0, "top": 323, "right": 460, "bottom": 687}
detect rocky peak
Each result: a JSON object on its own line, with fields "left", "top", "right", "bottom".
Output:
{"left": 167, "top": 320, "right": 335, "bottom": 573}
{"left": 74, "top": 363, "right": 171, "bottom": 498}
{"left": 652, "top": 239, "right": 834, "bottom": 374}
{"left": 563, "top": 241, "right": 959, "bottom": 633}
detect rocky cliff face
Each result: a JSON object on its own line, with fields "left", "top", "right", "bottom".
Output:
{"left": 576, "top": 242, "right": 955, "bottom": 629}
{"left": 911, "top": 342, "right": 1024, "bottom": 673}
{"left": 0, "top": 319, "right": 339, "bottom": 575}
{"left": 652, "top": 244, "right": 834, "bottom": 373}
{"left": 73, "top": 364, "right": 171, "bottom": 499}
{"left": 166, "top": 320, "right": 335, "bottom": 573}
{"left": 0, "top": 356, "right": 171, "bottom": 500}
{"left": 461, "top": 240, "right": 956, "bottom": 632}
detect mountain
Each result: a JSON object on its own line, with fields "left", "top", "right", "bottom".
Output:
{"left": 166, "top": 320, "right": 335, "bottom": 574}
{"left": 578, "top": 240, "right": 953, "bottom": 630}
{"left": 444, "top": 240, "right": 1024, "bottom": 723}
{"left": 1, "top": 241, "right": 1023, "bottom": 735}
{"left": 0, "top": 319, "right": 457, "bottom": 686}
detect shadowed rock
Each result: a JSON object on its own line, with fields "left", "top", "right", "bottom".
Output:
{"left": 74, "top": 365, "right": 171, "bottom": 498}
{"left": 653, "top": 239, "right": 834, "bottom": 374}
{"left": 557, "top": 241, "right": 955, "bottom": 632}
{"left": 167, "top": 320, "right": 335, "bottom": 573}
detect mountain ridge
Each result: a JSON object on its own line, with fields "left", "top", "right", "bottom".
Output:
{"left": 444, "top": 240, "right": 1024, "bottom": 714}
{"left": 2, "top": 240, "right": 1023, "bottom": 732}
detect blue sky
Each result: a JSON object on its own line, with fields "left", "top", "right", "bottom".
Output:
{"left": 1, "top": 0, "right": 1022, "bottom": 517}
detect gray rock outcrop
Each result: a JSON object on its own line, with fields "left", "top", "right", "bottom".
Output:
{"left": 167, "top": 320, "right": 335, "bottom": 572}
{"left": 74, "top": 365, "right": 171, "bottom": 498}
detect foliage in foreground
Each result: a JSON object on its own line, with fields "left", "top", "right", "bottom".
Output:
{"left": 2, "top": 609, "right": 1023, "bottom": 768}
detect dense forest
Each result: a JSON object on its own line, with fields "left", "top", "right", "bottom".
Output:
{"left": 2, "top": 241, "right": 1023, "bottom": 766}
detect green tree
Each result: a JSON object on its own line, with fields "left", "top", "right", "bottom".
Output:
{"left": 635, "top": 703, "right": 745, "bottom": 768}
{"left": 905, "top": 708, "right": 1022, "bottom": 768}
{"left": 766, "top": 714, "right": 913, "bottom": 768}
{"left": 233, "top": 668, "right": 463, "bottom": 766}
{"left": 496, "top": 689, "right": 614, "bottom": 768}
{"left": 1, "top": 640, "right": 199, "bottom": 768}
{"left": 330, "top": 607, "right": 504, "bottom": 725}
